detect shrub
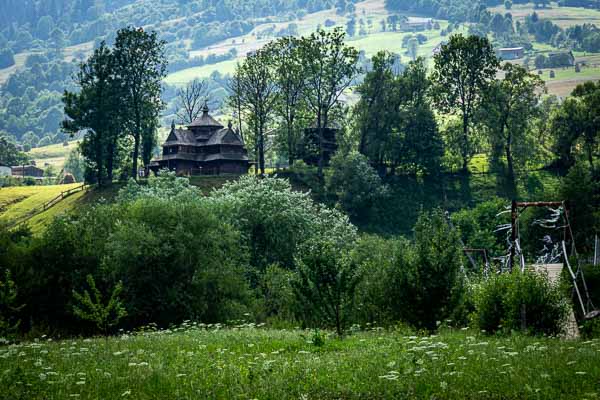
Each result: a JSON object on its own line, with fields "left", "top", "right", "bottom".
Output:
{"left": 580, "top": 318, "right": 600, "bottom": 339}
{"left": 326, "top": 151, "right": 388, "bottom": 223}
{"left": 101, "top": 197, "right": 252, "bottom": 327}
{"left": 0, "top": 270, "right": 23, "bottom": 339}
{"left": 451, "top": 197, "right": 509, "bottom": 267}
{"left": 472, "top": 271, "right": 569, "bottom": 335}
{"left": 292, "top": 238, "right": 361, "bottom": 336}
{"left": 72, "top": 275, "right": 127, "bottom": 335}
{"left": 412, "top": 209, "right": 464, "bottom": 330}
{"left": 352, "top": 235, "right": 417, "bottom": 326}
{"left": 210, "top": 175, "right": 357, "bottom": 274}
{"left": 257, "top": 265, "right": 297, "bottom": 326}
{"left": 352, "top": 210, "right": 466, "bottom": 331}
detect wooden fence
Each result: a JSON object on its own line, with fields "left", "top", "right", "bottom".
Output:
{"left": 3, "top": 184, "right": 89, "bottom": 229}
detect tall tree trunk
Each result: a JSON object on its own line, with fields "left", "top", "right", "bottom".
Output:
{"left": 131, "top": 107, "right": 141, "bottom": 180}
{"left": 237, "top": 99, "right": 244, "bottom": 142}
{"left": 259, "top": 122, "right": 265, "bottom": 176}
{"left": 288, "top": 125, "right": 295, "bottom": 167}
{"left": 587, "top": 144, "right": 595, "bottom": 173}
{"left": 317, "top": 110, "right": 326, "bottom": 179}
{"left": 107, "top": 136, "right": 115, "bottom": 183}
{"left": 462, "top": 112, "right": 469, "bottom": 173}
{"left": 96, "top": 138, "right": 104, "bottom": 187}
{"left": 505, "top": 125, "right": 514, "bottom": 179}
{"left": 132, "top": 132, "right": 140, "bottom": 180}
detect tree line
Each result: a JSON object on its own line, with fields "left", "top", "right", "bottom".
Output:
{"left": 226, "top": 29, "right": 598, "bottom": 183}
{"left": 62, "top": 27, "right": 167, "bottom": 185}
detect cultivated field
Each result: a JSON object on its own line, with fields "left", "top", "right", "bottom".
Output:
{"left": 2, "top": 326, "right": 599, "bottom": 399}
{"left": 26, "top": 140, "right": 79, "bottom": 170}
{"left": 489, "top": 2, "right": 600, "bottom": 29}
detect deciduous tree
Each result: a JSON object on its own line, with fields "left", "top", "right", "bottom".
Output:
{"left": 482, "top": 63, "right": 545, "bottom": 178}
{"left": 297, "top": 28, "right": 359, "bottom": 177}
{"left": 113, "top": 27, "right": 167, "bottom": 178}
{"left": 431, "top": 34, "right": 499, "bottom": 172}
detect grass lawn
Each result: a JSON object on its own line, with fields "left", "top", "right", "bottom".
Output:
{"left": 164, "top": 59, "right": 240, "bottom": 85}
{"left": 2, "top": 326, "right": 599, "bottom": 399}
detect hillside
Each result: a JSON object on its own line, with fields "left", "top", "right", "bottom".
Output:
{"left": 2, "top": 0, "right": 600, "bottom": 151}
{"left": 0, "top": 183, "right": 99, "bottom": 234}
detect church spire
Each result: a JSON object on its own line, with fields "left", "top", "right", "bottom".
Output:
{"left": 171, "top": 119, "right": 175, "bottom": 131}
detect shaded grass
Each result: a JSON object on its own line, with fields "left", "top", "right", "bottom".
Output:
{"left": 1, "top": 327, "right": 599, "bottom": 399}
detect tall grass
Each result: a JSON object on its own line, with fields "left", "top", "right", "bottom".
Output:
{"left": 2, "top": 325, "right": 599, "bottom": 399}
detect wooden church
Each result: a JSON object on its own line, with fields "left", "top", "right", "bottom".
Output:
{"left": 149, "top": 104, "right": 249, "bottom": 176}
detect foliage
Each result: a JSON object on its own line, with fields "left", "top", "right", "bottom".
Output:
{"left": 264, "top": 36, "right": 308, "bottom": 166}
{"left": 412, "top": 209, "right": 465, "bottom": 330}
{"left": 481, "top": 63, "right": 546, "bottom": 177}
{"left": 209, "top": 175, "right": 357, "bottom": 274}
{"left": 112, "top": 27, "right": 167, "bottom": 176}
{"left": 355, "top": 54, "right": 443, "bottom": 175}
{"left": 100, "top": 197, "right": 251, "bottom": 327}
{"left": 559, "top": 163, "right": 600, "bottom": 254}
{"left": 62, "top": 42, "right": 123, "bottom": 185}
{"left": 451, "top": 197, "right": 509, "bottom": 263}
{"left": 118, "top": 169, "right": 199, "bottom": 202}
{"left": 326, "top": 151, "right": 388, "bottom": 222}
{"left": 0, "top": 269, "right": 23, "bottom": 339}
{"left": 472, "top": 271, "right": 569, "bottom": 335}
{"left": 72, "top": 274, "right": 127, "bottom": 334}
{"left": 352, "top": 235, "right": 417, "bottom": 326}
{"left": 229, "top": 47, "right": 277, "bottom": 175}
{"left": 431, "top": 34, "right": 500, "bottom": 171}
{"left": 257, "top": 264, "right": 297, "bottom": 325}
{"left": 0, "top": 135, "right": 29, "bottom": 166}
{"left": 297, "top": 28, "right": 360, "bottom": 174}
{"left": 293, "top": 238, "right": 360, "bottom": 336}
{"left": 63, "top": 147, "right": 85, "bottom": 182}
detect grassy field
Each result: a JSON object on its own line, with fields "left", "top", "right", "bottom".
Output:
{"left": 166, "top": 0, "right": 456, "bottom": 85}
{"left": 540, "top": 65, "right": 600, "bottom": 97}
{"left": 26, "top": 141, "right": 80, "bottom": 170}
{"left": 1, "top": 326, "right": 599, "bottom": 399}
{"left": 0, "top": 52, "right": 31, "bottom": 84}
{"left": 489, "top": 1, "right": 600, "bottom": 28}
{"left": 0, "top": 183, "right": 83, "bottom": 227}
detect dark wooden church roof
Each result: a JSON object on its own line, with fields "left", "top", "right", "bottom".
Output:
{"left": 188, "top": 103, "right": 224, "bottom": 128}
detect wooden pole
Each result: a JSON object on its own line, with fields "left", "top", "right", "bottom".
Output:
{"left": 595, "top": 235, "right": 599, "bottom": 266}
{"left": 510, "top": 200, "right": 517, "bottom": 273}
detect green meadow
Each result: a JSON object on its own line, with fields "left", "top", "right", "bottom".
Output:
{"left": 2, "top": 326, "right": 599, "bottom": 399}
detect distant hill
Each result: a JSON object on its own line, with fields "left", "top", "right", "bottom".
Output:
{"left": 1, "top": 0, "right": 599, "bottom": 150}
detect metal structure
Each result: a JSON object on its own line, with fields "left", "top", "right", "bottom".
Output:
{"left": 508, "top": 200, "right": 598, "bottom": 320}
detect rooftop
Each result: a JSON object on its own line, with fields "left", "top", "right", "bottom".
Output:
{"left": 188, "top": 103, "right": 224, "bottom": 129}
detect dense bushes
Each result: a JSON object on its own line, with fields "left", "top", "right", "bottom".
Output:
{"left": 326, "top": 151, "right": 388, "bottom": 223}
{"left": 352, "top": 210, "right": 465, "bottom": 331}
{"left": 472, "top": 271, "right": 569, "bottom": 335}
{"left": 0, "top": 174, "right": 578, "bottom": 338}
